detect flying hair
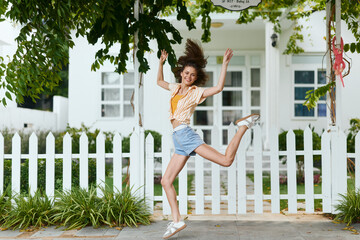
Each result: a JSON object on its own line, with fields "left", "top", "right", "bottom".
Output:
{"left": 173, "top": 39, "right": 209, "bottom": 86}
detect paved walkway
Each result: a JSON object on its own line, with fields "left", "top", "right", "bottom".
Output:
{"left": 0, "top": 214, "right": 359, "bottom": 239}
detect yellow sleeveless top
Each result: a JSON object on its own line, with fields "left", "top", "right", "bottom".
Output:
{"left": 168, "top": 83, "right": 207, "bottom": 125}
{"left": 171, "top": 95, "right": 183, "bottom": 114}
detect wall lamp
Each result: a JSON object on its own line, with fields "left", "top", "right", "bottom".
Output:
{"left": 271, "top": 33, "right": 278, "bottom": 47}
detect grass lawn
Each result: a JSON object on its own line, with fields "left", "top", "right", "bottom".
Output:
{"left": 247, "top": 173, "right": 356, "bottom": 211}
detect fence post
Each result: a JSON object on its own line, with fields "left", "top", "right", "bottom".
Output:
{"left": 321, "top": 130, "right": 332, "bottom": 213}
{"left": 63, "top": 133, "right": 72, "bottom": 192}
{"left": 46, "top": 132, "right": 55, "bottom": 198}
{"left": 140, "top": 128, "right": 145, "bottom": 197}
{"left": 330, "top": 127, "right": 347, "bottom": 213}
{"left": 227, "top": 123, "right": 237, "bottom": 214}
{"left": 12, "top": 133, "right": 21, "bottom": 195}
{"left": 270, "top": 128, "right": 280, "bottom": 213}
{"left": 130, "top": 130, "right": 140, "bottom": 196}
{"left": 287, "top": 130, "right": 297, "bottom": 213}
{"left": 355, "top": 132, "right": 360, "bottom": 190}
{"left": 79, "top": 132, "right": 89, "bottom": 191}
{"left": 145, "top": 133, "right": 154, "bottom": 213}
{"left": 29, "top": 133, "right": 38, "bottom": 196}
{"left": 0, "top": 133, "right": 3, "bottom": 194}
{"left": 96, "top": 131, "right": 106, "bottom": 197}
{"left": 211, "top": 126, "right": 220, "bottom": 214}
{"left": 304, "top": 127, "right": 314, "bottom": 213}
{"left": 254, "top": 125, "right": 263, "bottom": 213}
{"left": 113, "top": 133, "right": 122, "bottom": 193}
{"left": 238, "top": 130, "right": 250, "bottom": 214}
{"left": 195, "top": 129, "right": 204, "bottom": 214}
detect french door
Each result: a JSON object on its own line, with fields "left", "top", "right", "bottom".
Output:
{"left": 192, "top": 65, "right": 261, "bottom": 146}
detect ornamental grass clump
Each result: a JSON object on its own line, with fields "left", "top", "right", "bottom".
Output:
{"left": 335, "top": 188, "right": 360, "bottom": 225}
{"left": 2, "top": 190, "right": 54, "bottom": 230}
{"left": 0, "top": 188, "right": 11, "bottom": 224}
{"left": 100, "top": 185, "right": 151, "bottom": 227}
{"left": 51, "top": 186, "right": 105, "bottom": 230}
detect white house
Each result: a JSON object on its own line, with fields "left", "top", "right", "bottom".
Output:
{"left": 68, "top": 11, "right": 360, "bottom": 147}
{"left": 1, "top": 11, "right": 359, "bottom": 146}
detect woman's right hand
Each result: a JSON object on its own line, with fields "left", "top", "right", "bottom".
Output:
{"left": 160, "top": 49, "right": 168, "bottom": 64}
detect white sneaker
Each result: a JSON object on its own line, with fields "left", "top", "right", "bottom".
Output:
{"left": 163, "top": 221, "right": 187, "bottom": 239}
{"left": 235, "top": 114, "right": 260, "bottom": 129}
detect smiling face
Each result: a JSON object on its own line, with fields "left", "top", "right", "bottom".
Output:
{"left": 180, "top": 66, "right": 197, "bottom": 86}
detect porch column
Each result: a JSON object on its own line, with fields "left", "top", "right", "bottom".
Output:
{"left": 264, "top": 22, "right": 280, "bottom": 148}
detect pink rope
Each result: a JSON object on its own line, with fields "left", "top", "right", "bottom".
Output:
{"left": 332, "top": 36, "right": 345, "bottom": 87}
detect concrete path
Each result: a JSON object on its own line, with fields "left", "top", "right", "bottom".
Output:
{"left": 0, "top": 214, "right": 359, "bottom": 239}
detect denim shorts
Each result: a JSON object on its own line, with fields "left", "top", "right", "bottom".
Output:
{"left": 172, "top": 124, "right": 205, "bottom": 156}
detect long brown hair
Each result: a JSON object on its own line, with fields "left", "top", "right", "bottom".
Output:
{"left": 173, "top": 39, "right": 209, "bottom": 86}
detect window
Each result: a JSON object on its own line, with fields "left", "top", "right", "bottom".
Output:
{"left": 101, "top": 72, "right": 135, "bottom": 118}
{"left": 221, "top": 71, "right": 244, "bottom": 144}
{"left": 193, "top": 71, "right": 214, "bottom": 144}
{"left": 293, "top": 69, "right": 326, "bottom": 117}
{"left": 192, "top": 54, "right": 262, "bottom": 146}
{"left": 250, "top": 68, "right": 261, "bottom": 115}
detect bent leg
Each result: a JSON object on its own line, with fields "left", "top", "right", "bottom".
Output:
{"left": 161, "top": 153, "right": 190, "bottom": 223}
{"left": 194, "top": 125, "right": 248, "bottom": 167}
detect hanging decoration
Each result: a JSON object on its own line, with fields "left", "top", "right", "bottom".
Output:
{"left": 332, "top": 36, "right": 346, "bottom": 87}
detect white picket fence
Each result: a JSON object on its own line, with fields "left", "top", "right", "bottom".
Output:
{"left": 0, "top": 125, "right": 359, "bottom": 215}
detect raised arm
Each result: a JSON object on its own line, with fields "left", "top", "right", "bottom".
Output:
{"left": 203, "top": 48, "right": 233, "bottom": 98}
{"left": 157, "top": 50, "right": 170, "bottom": 90}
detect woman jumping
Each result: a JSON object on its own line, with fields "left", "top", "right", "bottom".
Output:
{"left": 157, "top": 39, "right": 260, "bottom": 239}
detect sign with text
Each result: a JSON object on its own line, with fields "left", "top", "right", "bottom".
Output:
{"left": 211, "top": 0, "right": 262, "bottom": 11}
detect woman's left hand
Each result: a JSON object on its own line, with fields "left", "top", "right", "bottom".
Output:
{"left": 223, "top": 48, "right": 233, "bottom": 65}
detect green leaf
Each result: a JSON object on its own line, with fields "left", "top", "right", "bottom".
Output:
{"left": 350, "top": 43, "right": 356, "bottom": 53}
{"left": 5, "top": 91, "right": 12, "bottom": 100}
{"left": 344, "top": 43, "right": 350, "bottom": 52}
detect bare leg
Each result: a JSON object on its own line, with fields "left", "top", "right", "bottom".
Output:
{"left": 161, "top": 153, "right": 190, "bottom": 223}
{"left": 194, "top": 125, "right": 248, "bottom": 167}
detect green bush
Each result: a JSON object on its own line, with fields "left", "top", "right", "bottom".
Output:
{"left": 55, "top": 123, "right": 114, "bottom": 154}
{"left": 0, "top": 127, "right": 58, "bottom": 154}
{"left": 3, "top": 157, "right": 107, "bottom": 194}
{"left": 55, "top": 123, "right": 162, "bottom": 154}
{"left": 347, "top": 118, "right": 360, "bottom": 153}
{"left": 278, "top": 127, "right": 322, "bottom": 183}
{"left": 335, "top": 188, "right": 360, "bottom": 225}
{"left": 2, "top": 190, "right": 54, "bottom": 230}
{"left": 121, "top": 130, "right": 162, "bottom": 153}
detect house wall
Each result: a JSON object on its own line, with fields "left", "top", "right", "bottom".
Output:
{"left": 68, "top": 35, "right": 137, "bottom": 136}
{"left": 68, "top": 27, "right": 266, "bottom": 138}
{"left": 67, "top": 12, "right": 360, "bottom": 139}
{"left": 277, "top": 11, "right": 360, "bottom": 133}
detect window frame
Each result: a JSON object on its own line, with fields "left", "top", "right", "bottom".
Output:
{"left": 291, "top": 64, "right": 327, "bottom": 119}
{"left": 100, "top": 71, "right": 135, "bottom": 119}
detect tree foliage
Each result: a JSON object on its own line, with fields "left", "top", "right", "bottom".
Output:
{"left": 0, "top": 0, "right": 196, "bottom": 106}
{"left": 0, "top": 0, "right": 360, "bottom": 107}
